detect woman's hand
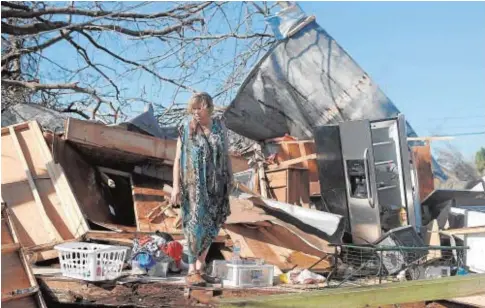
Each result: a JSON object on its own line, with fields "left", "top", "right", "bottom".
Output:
{"left": 170, "top": 186, "right": 181, "bottom": 206}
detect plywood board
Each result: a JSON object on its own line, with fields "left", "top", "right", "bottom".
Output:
{"left": 1, "top": 122, "right": 88, "bottom": 259}
{"left": 65, "top": 118, "right": 177, "bottom": 161}
{"left": 131, "top": 174, "right": 176, "bottom": 232}
{"left": 1, "top": 252, "right": 32, "bottom": 297}
{"left": 1, "top": 219, "right": 15, "bottom": 245}
{"left": 2, "top": 296, "right": 39, "bottom": 308}
{"left": 223, "top": 223, "right": 329, "bottom": 271}
{"left": 54, "top": 137, "right": 112, "bottom": 223}
{"left": 1, "top": 206, "right": 46, "bottom": 307}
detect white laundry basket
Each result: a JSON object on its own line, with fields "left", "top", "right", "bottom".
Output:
{"left": 55, "top": 242, "right": 128, "bottom": 281}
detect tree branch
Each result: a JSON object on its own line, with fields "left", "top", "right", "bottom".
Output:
{"left": 60, "top": 31, "right": 121, "bottom": 100}
{"left": 2, "top": 79, "right": 112, "bottom": 119}
{"left": 161, "top": 32, "right": 273, "bottom": 41}
{"left": 76, "top": 30, "right": 196, "bottom": 92}
{"left": 1, "top": 1, "right": 31, "bottom": 11}
{"left": 2, "top": 17, "right": 205, "bottom": 37}
{"left": 1, "top": 32, "right": 67, "bottom": 65}
{"left": 2, "top": 2, "right": 212, "bottom": 19}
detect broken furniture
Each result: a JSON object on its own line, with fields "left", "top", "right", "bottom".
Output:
{"left": 1, "top": 204, "right": 47, "bottom": 307}
{"left": 1, "top": 121, "right": 88, "bottom": 261}
{"left": 314, "top": 114, "right": 421, "bottom": 244}
{"left": 265, "top": 166, "right": 310, "bottom": 207}
{"left": 264, "top": 138, "right": 320, "bottom": 196}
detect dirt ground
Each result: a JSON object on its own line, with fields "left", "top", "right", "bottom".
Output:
{"left": 43, "top": 282, "right": 290, "bottom": 307}
{"left": 40, "top": 278, "right": 475, "bottom": 308}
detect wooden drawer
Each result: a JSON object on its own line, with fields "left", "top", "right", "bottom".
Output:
{"left": 266, "top": 171, "right": 287, "bottom": 188}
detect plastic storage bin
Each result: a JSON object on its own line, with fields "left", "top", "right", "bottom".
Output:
{"left": 147, "top": 261, "right": 169, "bottom": 277}
{"left": 55, "top": 242, "right": 128, "bottom": 281}
{"left": 211, "top": 260, "right": 229, "bottom": 279}
{"left": 224, "top": 263, "right": 274, "bottom": 288}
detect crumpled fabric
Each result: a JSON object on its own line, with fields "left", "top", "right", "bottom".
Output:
{"left": 160, "top": 241, "right": 183, "bottom": 268}
{"left": 131, "top": 235, "right": 171, "bottom": 268}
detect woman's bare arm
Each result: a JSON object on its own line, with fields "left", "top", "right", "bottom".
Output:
{"left": 171, "top": 136, "right": 182, "bottom": 205}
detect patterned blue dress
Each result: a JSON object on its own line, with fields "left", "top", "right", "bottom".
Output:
{"left": 179, "top": 116, "right": 232, "bottom": 263}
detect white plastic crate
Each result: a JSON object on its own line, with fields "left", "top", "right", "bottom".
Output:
{"left": 224, "top": 263, "right": 274, "bottom": 288}
{"left": 211, "top": 260, "right": 229, "bottom": 279}
{"left": 55, "top": 242, "right": 128, "bottom": 281}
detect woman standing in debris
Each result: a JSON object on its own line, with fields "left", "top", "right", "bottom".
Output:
{"left": 171, "top": 92, "right": 233, "bottom": 286}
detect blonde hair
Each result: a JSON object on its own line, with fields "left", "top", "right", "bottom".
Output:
{"left": 187, "top": 92, "right": 214, "bottom": 137}
{"left": 187, "top": 92, "right": 214, "bottom": 115}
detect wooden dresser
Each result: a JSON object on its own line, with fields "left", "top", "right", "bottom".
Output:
{"left": 265, "top": 166, "right": 310, "bottom": 208}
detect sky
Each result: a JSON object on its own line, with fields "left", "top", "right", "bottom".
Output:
{"left": 33, "top": 1, "right": 485, "bottom": 159}
{"left": 297, "top": 1, "right": 485, "bottom": 159}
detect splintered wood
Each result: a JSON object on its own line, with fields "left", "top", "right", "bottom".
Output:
{"left": 266, "top": 139, "right": 320, "bottom": 196}
{"left": 131, "top": 174, "right": 181, "bottom": 233}
{"left": 1, "top": 206, "right": 46, "bottom": 307}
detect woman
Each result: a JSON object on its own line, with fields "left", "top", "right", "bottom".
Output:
{"left": 171, "top": 92, "right": 232, "bottom": 286}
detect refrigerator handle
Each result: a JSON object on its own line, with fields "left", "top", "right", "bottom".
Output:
{"left": 363, "top": 148, "right": 374, "bottom": 208}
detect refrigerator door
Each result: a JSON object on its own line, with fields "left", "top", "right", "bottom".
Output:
{"left": 314, "top": 125, "right": 350, "bottom": 232}
{"left": 339, "top": 120, "right": 381, "bottom": 244}
{"left": 369, "top": 115, "right": 420, "bottom": 233}
{"left": 396, "top": 114, "right": 420, "bottom": 229}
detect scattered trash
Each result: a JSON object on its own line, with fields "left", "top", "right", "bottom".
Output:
{"left": 279, "top": 268, "right": 326, "bottom": 285}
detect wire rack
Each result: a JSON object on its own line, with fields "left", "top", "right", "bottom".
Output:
{"left": 326, "top": 244, "right": 468, "bottom": 288}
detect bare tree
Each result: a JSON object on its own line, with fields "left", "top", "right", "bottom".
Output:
{"left": 436, "top": 144, "right": 480, "bottom": 188}
{"left": 1, "top": 1, "right": 275, "bottom": 124}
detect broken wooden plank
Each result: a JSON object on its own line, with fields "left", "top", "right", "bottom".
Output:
{"left": 89, "top": 221, "right": 137, "bottom": 233}
{"left": 23, "top": 239, "right": 79, "bottom": 254}
{"left": 134, "top": 164, "right": 173, "bottom": 182}
{"left": 1, "top": 206, "right": 47, "bottom": 307}
{"left": 219, "top": 273, "right": 485, "bottom": 308}
{"left": 8, "top": 126, "right": 61, "bottom": 243}
{"left": 97, "top": 166, "right": 131, "bottom": 178}
{"left": 83, "top": 230, "right": 226, "bottom": 244}
{"left": 2, "top": 243, "right": 21, "bottom": 254}
{"left": 267, "top": 154, "right": 316, "bottom": 170}
{"left": 132, "top": 186, "right": 171, "bottom": 198}
{"left": 65, "top": 118, "right": 178, "bottom": 161}
{"left": 28, "top": 121, "right": 89, "bottom": 238}
{"left": 442, "top": 226, "right": 485, "bottom": 236}
{"left": 412, "top": 145, "right": 434, "bottom": 202}
{"left": 2, "top": 123, "right": 88, "bottom": 259}
{"left": 131, "top": 174, "right": 174, "bottom": 232}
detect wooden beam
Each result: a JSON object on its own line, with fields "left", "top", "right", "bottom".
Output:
{"left": 65, "top": 118, "right": 177, "bottom": 161}
{"left": 220, "top": 274, "right": 485, "bottom": 308}
{"left": 1, "top": 202, "right": 48, "bottom": 308}
{"left": 97, "top": 166, "right": 131, "bottom": 178}
{"left": 1, "top": 122, "right": 29, "bottom": 135}
{"left": 441, "top": 226, "right": 485, "bottom": 236}
{"left": 133, "top": 164, "right": 173, "bottom": 182}
{"left": 1, "top": 287, "right": 39, "bottom": 303}
{"left": 9, "top": 126, "right": 61, "bottom": 242}
{"left": 267, "top": 154, "right": 317, "bottom": 170}
{"left": 408, "top": 136, "right": 454, "bottom": 141}
{"left": 2, "top": 243, "right": 21, "bottom": 254}
{"left": 83, "top": 230, "right": 226, "bottom": 244}
{"left": 23, "top": 239, "right": 80, "bottom": 254}
{"left": 29, "top": 121, "right": 89, "bottom": 237}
